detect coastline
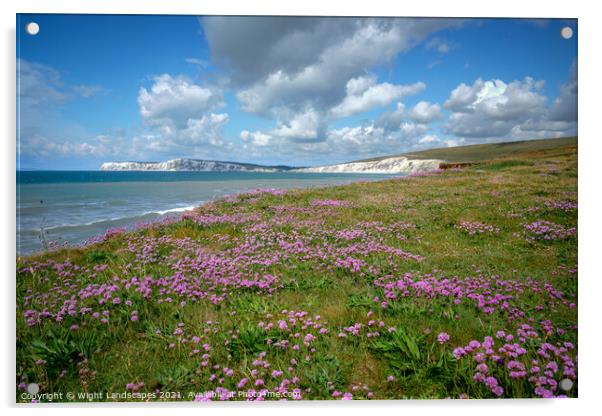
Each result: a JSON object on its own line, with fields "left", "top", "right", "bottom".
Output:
{"left": 99, "top": 156, "right": 442, "bottom": 174}
{"left": 17, "top": 172, "right": 405, "bottom": 257}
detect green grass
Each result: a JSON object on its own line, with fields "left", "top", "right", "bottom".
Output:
{"left": 359, "top": 136, "right": 576, "bottom": 163}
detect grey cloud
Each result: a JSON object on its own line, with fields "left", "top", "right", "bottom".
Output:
{"left": 446, "top": 113, "right": 518, "bottom": 138}
{"left": 201, "top": 16, "right": 358, "bottom": 86}
{"left": 203, "top": 17, "right": 463, "bottom": 116}
{"left": 375, "top": 103, "right": 406, "bottom": 131}
{"left": 549, "top": 61, "right": 577, "bottom": 122}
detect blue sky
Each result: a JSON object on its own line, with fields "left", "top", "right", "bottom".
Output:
{"left": 17, "top": 15, "right": 577, "bottom": 170}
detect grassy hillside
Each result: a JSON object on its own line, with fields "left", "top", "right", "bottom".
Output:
{"left": 16, "top": 140, "right": 577, "bottom": 401}
{"left": 358, "top": 137, "right": 577, "bottom": 163}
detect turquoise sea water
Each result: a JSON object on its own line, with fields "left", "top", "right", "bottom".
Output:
{"left": 17, "top": 170, "right": 399, "bottom": 255}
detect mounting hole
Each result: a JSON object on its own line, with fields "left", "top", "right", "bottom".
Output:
{"left": 26, "top": 22, "right": 40, "bottom": 36}
{"left": 560, "top": 26, "right": 573, "bottom": 40}
{"left": 559, "top": 378, "right": 574, "bottom": 391}
{"left": 27, "top": 383, "right": 40, "bottom": 395}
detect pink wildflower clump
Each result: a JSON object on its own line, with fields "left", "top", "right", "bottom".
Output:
{"left": 524, "top": 221, "right": 576, "bottom": 241}
{"left": 181, "top": 212, "right": 259, "bottom": 227}
{"left": 130, "top": 310, "right": 139, "bottom": 322}
{"left": 437, "top": 332, "right": 451, "bottom": 344}
{"left": 372, "top": 270, "right": 574, "bottom": 317}
{"left": 456, "top": 221, "right": 500, "bottom": 236}
{"left": 243, "top": 188, "right": 287, "bottom": 197}
{"left": 311, "top": 199, "right": 350, "bottom": 208}
{"left": 125, "top": 381, "right": 145, "bottom": 392}
{"left": 452, "top": 328, "right": 577, "bottom": 398}
{"left": 544, "top": 200, "right": 577, "bottom": 211}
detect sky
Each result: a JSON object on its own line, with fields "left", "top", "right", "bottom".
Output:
{"left": 16, "top": 15, "right": 577, "bottom": 170}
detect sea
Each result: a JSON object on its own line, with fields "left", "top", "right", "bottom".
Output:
{"left": 17, "top": 170, "right": 399, "bottom": 255}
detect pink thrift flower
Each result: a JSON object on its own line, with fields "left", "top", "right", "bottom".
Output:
{"left": 437, "top": 332, "right": 450, "bottom": 344}
{"left": 453, "top": 347, "right": 467, "bottom": 359}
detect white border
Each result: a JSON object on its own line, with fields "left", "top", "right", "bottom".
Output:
{"left": 2, "top": 1, "right": 600, "bottom": 416}
{"left": 6, "top": 0, "right": 584, "bottom": 17}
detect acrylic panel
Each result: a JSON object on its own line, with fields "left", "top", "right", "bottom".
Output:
{"left": 16, "top": 14, "right": 578, "bottom": 402}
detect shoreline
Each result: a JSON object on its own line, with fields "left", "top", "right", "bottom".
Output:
{"left": 17, "top": 172, "right": 408, "bottom": 258}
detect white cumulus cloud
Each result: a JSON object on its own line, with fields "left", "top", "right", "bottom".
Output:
{"left": 270, "top": 108, "right": 325, "bottom": 140}
{"left": 137, "top": 74, "right": 224, "bottom": 129}
{"left": 330, "top": 76, "right": 425, "bottom": 118}
{"left": 443, "top": 72, "right": 576, "bottom": 142}
{"left": 409, "top": 101, "right": 443, "bottom": 123}
{"left": 445, "top": 77, "right": 548, "bottom": 139}
{"left": 240, "top": 130, "right": 274, "bottom": 147}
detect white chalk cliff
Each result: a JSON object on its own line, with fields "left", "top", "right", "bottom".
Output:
{"left": 292, "top": 156, "right": 442, "bottom": 174}
{"left": 100, "top": 159, "right": 285, "bottom": 172}
{"left": 100, "top": 156, "right": 443, "bottom": 174}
